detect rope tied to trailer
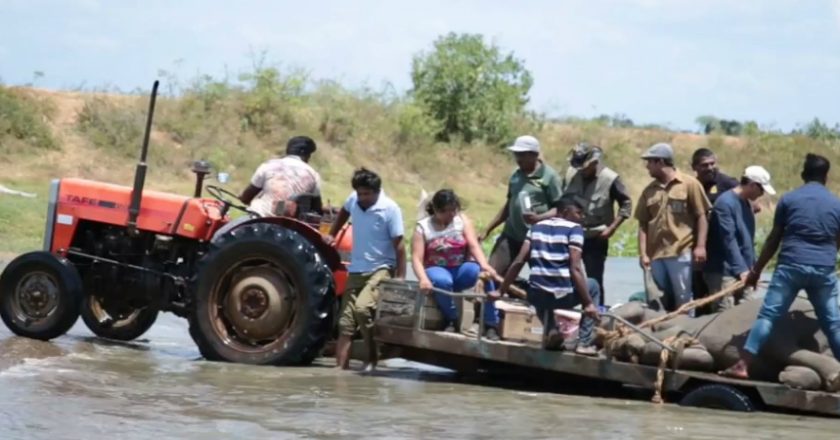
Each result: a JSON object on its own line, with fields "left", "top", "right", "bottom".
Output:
{"left": 595, "top": 281, "right": 746, "bottom": 401}
{"left": 651, "top": 334, "right": 700, "bottom": 404}
{"left": 597, "top": 280, "right": 746, "bottom": 357}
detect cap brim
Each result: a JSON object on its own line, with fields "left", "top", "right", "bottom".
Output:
{"left": 572, "top": 159, "right": 597, "bottom": 169}
{"left": 762, "top": 183, "right": 776, "bottom": 196}
{"left": 507, "top": 146, "right": 537, "bottom": 153}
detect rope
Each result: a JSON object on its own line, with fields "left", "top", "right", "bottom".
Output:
{"left": 639, "top": 280, "right": 746, "bottom": 330}
{"left": 598, "top": 281, "right": 742, "bottom": 396}
{"left": 479, "top": 272, "right": 527, "bottom": 299}
{"left": 594, "top": 280, "right": 745, "bottom": 359}
{"left": 651, "top": 334, "right": 700, "bottom": 404}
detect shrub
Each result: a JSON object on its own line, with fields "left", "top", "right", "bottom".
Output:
{"left": 410, "top": 32, "right": 533, "bottom": 144}
{"left": 0, "top": 86, "right": 57, "bottom": 153}
{"left": 237, "top": 65, "right": 307, "bottom": 136}
{"left": 76, "top": 96, "right": 145, "bottom": 157}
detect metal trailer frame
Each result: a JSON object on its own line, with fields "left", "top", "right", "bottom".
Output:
{"left": 373, "top": 279, "right": 840, "bottom": 418}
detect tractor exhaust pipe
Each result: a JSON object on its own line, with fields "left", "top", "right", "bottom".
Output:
{"left": 127, "top": 80, "right": 159, "bottom": 236}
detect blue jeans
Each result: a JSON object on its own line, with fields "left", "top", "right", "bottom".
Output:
{"left": 527, "top": 278, "right": 601, "bottom": 346}
{"left": 425, "top": 262, "right": 500, "bottom": 327}
{"left": 650, "top": 252, "right": 693, "bottom": 312}
{"left": 744, "top": 263, "right": 840, "bottom": 358}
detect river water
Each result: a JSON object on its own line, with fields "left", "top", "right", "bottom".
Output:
{"left": 0, "top": 257, "right": 837, "bottom": 439}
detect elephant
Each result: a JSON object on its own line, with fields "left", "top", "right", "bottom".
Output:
{"left": 600, "top": 297, "right": 840, "bottom": 392}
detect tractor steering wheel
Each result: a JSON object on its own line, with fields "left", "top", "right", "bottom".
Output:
{"left": 205, "top": 185, "right": 253, "bottom": 217}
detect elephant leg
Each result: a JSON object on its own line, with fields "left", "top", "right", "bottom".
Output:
{"left": 779, "top": 366, "right": 822, "bottom": 391}
{"left": 788, "top": 349, "right": 840, "bottom": 392}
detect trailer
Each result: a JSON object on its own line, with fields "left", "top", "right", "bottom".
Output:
{"left": 373, "top": 279, "right": 840, "bottom": 418}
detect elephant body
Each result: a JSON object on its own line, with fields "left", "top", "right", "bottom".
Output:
{"left": 603, "top": 298, "right": 840, "bottom": 392}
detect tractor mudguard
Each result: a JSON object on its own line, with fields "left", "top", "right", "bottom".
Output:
{"left": 220, "top": 217, "right": 344, "bottom": 271}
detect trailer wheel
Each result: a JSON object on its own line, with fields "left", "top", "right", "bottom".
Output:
{"left": 679, "top": 384, "right": 756, "bottom": 412}
{"left": 80, "top": 294, "right": 158, "bottom": 341}
{"left": 0, "top": 251, "right": 82, "bottom": 340}
{"left": 189, "top": 223, "right": 334, "bottom": 365}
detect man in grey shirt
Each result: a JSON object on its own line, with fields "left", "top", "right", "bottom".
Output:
{"left": 561, "top": 143, "right": 632, "bottom": 305}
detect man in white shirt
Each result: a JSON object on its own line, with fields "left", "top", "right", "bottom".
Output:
{"left": 239, "top": 136, "right": 323, "bottom": 217}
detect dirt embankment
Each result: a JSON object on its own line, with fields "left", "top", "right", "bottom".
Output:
{"left": 4, "top": 87, "right": 840, "bottom": 255}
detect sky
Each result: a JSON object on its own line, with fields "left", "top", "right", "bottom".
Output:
{"left": 2, "top": 0, "right": 840, "bottom": 131}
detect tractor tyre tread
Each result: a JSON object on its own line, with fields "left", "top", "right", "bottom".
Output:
{"left": 188, "top": 223, "right": 334, "bottom": 365}
{"left": 0, "top": 251, "right": 82, "bottom": 341}
{"left": 679, "top": 383, "right": 756, "bottom": 412}
{"left": 80, "top": 294, "right": 159, "bottom": 341}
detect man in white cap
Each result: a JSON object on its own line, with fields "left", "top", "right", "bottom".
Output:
{"left": 634, "top": 142, "right": 711, "bottom": 311}
{"left": 479, "top": 135, "right": 563, "bottom": 299}
{"left": 704, "top": 165, "right": 775, "bottom": 311}
{"left": 722, "top": 153, "right": 840, "bottom": 380}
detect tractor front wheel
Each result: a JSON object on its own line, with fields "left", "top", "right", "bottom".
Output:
{"left": 188, "top": 223, "right": 334, "bottom": 365}
{"left": 0, "top": 251, "right": 82, "bottom": 340}
{"left": 80, "top": 294, "right": 158, "bottom": 341}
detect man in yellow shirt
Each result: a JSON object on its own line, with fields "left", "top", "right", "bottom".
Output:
{"left": 635, "top": 143, "right": 711, "bottom": 311}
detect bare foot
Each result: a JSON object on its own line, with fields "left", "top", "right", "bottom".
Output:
{"left": 718, "top": 360, "right": 750, "bottom": 379}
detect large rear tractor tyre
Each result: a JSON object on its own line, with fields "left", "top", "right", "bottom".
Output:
{"left": 189, "top": 223, "right": 335, "bottom": 365}
{"left": 0, "top": 251, "right": 82, "bottom": 340}
{"left": 80, "top": 294, "right": 158, "bottom": 341}
{"left": 679, "top": 384, "right": 757, "bottom": 412}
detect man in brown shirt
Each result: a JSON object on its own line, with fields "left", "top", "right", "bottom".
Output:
{"left": 635, "top": 143, "right": 711, "bottom": 311}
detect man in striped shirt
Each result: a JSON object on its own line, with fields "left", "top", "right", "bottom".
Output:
{"left": 500, "top": 197, "right": 601, "bottom": 355}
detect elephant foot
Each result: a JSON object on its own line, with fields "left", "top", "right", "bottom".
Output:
{"left": 719, "top": 360, "right": 750, "bottom": 380}
{"left": 828, "top": 371, "right": 840, "bottom": 393}
{"left": 779, "top": 366, "right": 822, "bottom": 391}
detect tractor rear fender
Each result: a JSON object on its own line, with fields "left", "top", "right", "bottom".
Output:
{"left": 226, "top": 217, "right": 344, "bottom": 272}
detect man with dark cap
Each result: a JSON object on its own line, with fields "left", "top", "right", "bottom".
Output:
{"left": 561, "top": 142, "right": 632, "bottom": 306}
{"left": 636, "top": 143, "right": 711, "bottom": 312}
{"left": 239, "top": 135, "right": 323, "bottom": 217}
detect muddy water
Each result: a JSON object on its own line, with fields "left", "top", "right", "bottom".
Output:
{"left": 0, "top": 258, "right": 837, "bottom": 439}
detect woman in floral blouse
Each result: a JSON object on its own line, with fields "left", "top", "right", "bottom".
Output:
{"left": 411, "top": 189, "right": 501, "bottom": 340}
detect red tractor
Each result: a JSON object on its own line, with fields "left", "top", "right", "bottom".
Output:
{"left": 0, "top": 81, "right": 352, "bottom": 365}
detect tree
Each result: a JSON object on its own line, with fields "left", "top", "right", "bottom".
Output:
{"left": 695, "top": 115, "right": 745, "bottom": 136}
{"left": 410, "top": 33, "right": 533, "bottom": 144}
{"left": 695, "top": 115, "right": 720, "bottom": 134}
{"left": 719, "top": 120, "right": 743, "bottom": 136}
{"left": 804, "top": 118, "right": 840, "bottom": 141}
{"left": 742, "top": 120, "right": 760, "bottom": 136}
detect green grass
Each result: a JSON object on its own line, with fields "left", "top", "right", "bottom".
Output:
{"left": 0, "top": 181, "right": 48, "bottom": 253}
